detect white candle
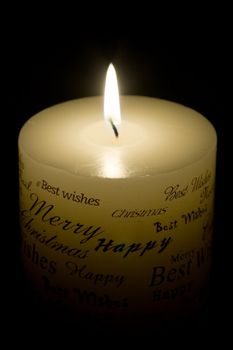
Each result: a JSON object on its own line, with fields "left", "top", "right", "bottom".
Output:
{"left": 18, "top": 64, "right": 217, "bottom": 327}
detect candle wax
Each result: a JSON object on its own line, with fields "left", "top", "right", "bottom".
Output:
{"left": 18, "top": 96, "right": 217, "bottom": 328}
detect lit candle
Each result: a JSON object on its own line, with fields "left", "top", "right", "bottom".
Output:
{"left": 18, "top": 64, "right": 217, "bottom": 327}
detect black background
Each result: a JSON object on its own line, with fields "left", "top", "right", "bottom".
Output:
{"left": 3, "top": 5, "right": 230, "bottom": 338}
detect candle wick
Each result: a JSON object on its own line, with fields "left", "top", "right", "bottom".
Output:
{"left": 109, "top": 119, "right": 119, "bottom": 138}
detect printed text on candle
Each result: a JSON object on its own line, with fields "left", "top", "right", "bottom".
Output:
{"left": 19, "top": 154, "right": 216, "bottom": 319}
{"left": 38, "top": 179, "right": 101, "bottom": 206}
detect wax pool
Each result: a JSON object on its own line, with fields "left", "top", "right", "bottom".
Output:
{"left": 18, "top": 96, "right": 217, "bottom": 326}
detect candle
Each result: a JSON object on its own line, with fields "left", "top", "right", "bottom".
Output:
{"left": 18, "top": 64, "right": 217, "bottom": 328}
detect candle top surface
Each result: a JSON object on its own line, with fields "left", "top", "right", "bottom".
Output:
{"left": 19, "top": 96, "right": 217, "bottom": 178}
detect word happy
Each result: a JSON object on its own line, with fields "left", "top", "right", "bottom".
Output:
{"left": 94, "top": 237, "right": 172, "bottom": 258}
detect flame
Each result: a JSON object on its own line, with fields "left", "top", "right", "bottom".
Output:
{"left": 104, "top": 63, "right": 121, "bottom": 126}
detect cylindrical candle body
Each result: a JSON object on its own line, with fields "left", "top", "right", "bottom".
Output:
{"left": 18, "top": 96, "right": 217, "bottom": 328}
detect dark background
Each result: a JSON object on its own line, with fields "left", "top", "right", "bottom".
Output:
{"left": 3, "top": 6, "right": 230, "bottom": 338}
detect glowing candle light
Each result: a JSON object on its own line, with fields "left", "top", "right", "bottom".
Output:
{"left": 18, "top": 63, "right": 217, "bottom": 330}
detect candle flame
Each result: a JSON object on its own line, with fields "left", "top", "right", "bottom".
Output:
{"left": 104, "top": 64, "right": 121, "bottom": 129}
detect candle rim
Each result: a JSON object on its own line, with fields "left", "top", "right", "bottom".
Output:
{"left": 19, "top": 96, "right": 217, "bottom": 179}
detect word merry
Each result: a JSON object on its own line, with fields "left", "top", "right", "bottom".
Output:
{"left": 21, "top": 192, "right": 103, "bottom": 244}
{"left": 95, "top": 237, "right": 172, "bottom": 258}
{"left": 65, "top": 261, "right": 125, "bottom": 288}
